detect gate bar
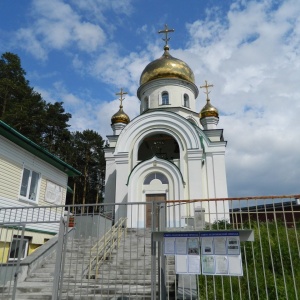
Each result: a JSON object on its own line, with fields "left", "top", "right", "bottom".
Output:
{"left": 52, "top": 217, "right": 66, "bottom": 300}
{"left": 11, "top": 226, "right": 25, "bottom": 300}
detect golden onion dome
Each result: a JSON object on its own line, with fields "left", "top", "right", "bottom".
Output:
{"left": 111, "top": 106, "right": 130, "bottom": 125}
{"left": 199, "top": 99, "right": 219, "bottom": 119}
{"left": 140, "top": 46, "right": 195, "bottom": 86}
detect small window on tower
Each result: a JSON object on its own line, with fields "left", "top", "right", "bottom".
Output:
{"left": 144, "top": 97, "right": 149, "bottom": 110}
{"left": 184, "top": 94, "right": 190, "bottom": 108}
{"left": 162, "top": 92, "right": 169, "bottom": 105}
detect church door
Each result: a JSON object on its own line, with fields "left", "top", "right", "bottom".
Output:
{"left": 146, "top": 194, "right": 166, "bottom": 228}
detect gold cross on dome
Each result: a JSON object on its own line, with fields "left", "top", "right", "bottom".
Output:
{"left": 200, "top": 80, "right": 214, "bottom": 100}
{"left": 158, "top": 24, "right": 175, "bottom": 47}
{"left": 116, "top": 88, "right": 128, "bottom": 108}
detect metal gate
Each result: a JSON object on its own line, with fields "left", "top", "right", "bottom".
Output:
{"left": 1, "top": 195, "right": 300, "bottom": 299}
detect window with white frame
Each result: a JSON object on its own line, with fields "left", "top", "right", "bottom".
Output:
{"left": 8, "top": 237, "right": 29, "bottom": 261}
{"left": 161, "top": 92, "right": 169, "bottom": 105}
{"left": 184, "top": 94, "right": 190, "bottom": 108}
{"left": 19, "top": 168, "right": 40, "bottom": 202}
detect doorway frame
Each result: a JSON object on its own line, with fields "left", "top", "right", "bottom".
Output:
{"left": 145, "top": 193, "right": 167, "bottom": 228}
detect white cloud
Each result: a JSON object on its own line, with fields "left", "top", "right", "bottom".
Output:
{"left": 74, "top": 22, "right": 105, "bottom": 52}
{"left": 35, "top": 80, "right": 139, "bottom": 141}
{"left": 14, "top": 0, "right": 106, "bottom": 59}
{"left": 15, "top": 28, "right": 48, "bottom": 61}
{"left": 71, "top": 0, "right": 134, "bottom": 20}
{"left": 92, "top": 96, "right": 140, "bottom": 137}
{"left": 182, "top": 0, "right": 300, "bottom": 196}
{"left": 89, "top": 47, "right": 151, "bottom": 94}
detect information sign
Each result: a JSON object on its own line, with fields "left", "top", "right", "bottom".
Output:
{"left": 163, "top": 231, "right": 244, "bottom": 276}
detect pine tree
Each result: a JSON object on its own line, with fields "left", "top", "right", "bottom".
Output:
{"left": 0, "top": 52, "right": 106, "bottom": 207}
{"left": 66, "top": 130, "right": 105, "bottom": 208}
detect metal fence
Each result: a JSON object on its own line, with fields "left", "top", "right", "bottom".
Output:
{"left": 0, "top": 195, "right": 299, "bottom": 299}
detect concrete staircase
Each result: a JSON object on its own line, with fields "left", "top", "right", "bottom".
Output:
{"left": 86, "top": 229, "right": 176, "bottom": 299}
{"left": 1, "top": 229, "right": 176, "bottom": 300}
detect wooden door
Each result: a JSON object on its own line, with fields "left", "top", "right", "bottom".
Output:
{"left": 146, "top": 194, "right": 166, "bottom": 228}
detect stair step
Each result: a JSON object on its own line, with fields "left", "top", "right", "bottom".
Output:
{"left": 11, "top": 231, "right": 176, "bottom": 299}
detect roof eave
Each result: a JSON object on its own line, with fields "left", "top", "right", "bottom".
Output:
{"left": 0, "top": 121, "right": 81, "bottom": 177}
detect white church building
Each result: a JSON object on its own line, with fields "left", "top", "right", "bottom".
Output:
{"left": 104, "top": 26, "right": 229, "bottom": 228}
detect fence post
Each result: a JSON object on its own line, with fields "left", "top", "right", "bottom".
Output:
{"left": 11, "top": 225, "right": 25, "bottom": 300}
{"left": 52, "top": 217, "right": 66, "bottom": 300}
{"left": 159, "top": 202, "right": 167, "bottom": 300}
{"left": 151, "top": 201, "right": 157, "bottom": 300}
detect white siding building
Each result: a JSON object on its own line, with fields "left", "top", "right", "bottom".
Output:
{"left": 0, "top": 120, "right": 80, "bottom": 262}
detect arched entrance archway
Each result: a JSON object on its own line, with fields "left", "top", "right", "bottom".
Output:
{"left": 138, "top": 134, "right": 180, "bottom": 161}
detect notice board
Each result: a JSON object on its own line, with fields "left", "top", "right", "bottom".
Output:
{"left": 162, "top": 231, "right": 247, "bottom": 276}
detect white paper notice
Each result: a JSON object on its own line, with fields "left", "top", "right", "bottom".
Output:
{"left": 201, "top": 237, "right": 214, "bottom": 255}
{"left": 214, "top": 237, "right": 227, "bottom": 255}
{"left": 188, "top": 255, "right": 201, "bottom": 274}
{"left": 45, "top": 181, "right": 62, "bottom": 205}
{"left": 215, "top": 256, "right": 228, "bottom": 274}
{"left": 176, "top": 255, "right": 188, "bottom": 274}
{"left": 164, "top": 237, "right": 175, "bottom": 255}
{"left": 187, "top": 237, "right": 200, "bottom": 255}
{"left": 176, "top": 237, "right": 187, "bottom": 255}
{"left": 228, "top": 255, "right": 243, "bottom": 276}
{"left": 202, "top": 255, "right": 215, "bottom": 274}
{"left": 227, "top": 237, "right": 240, "bottom": 255}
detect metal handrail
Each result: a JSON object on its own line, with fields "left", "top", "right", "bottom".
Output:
{"left": 87, "top": 217, "right": 127, "bottom": 279}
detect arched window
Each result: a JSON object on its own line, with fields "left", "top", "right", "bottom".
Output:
{"left": 162, "top": 92, "right": 169, "bottom": 105}
{"left": 184, "top": 94, "right": 189, "bottom": 108}
{"left": 144, "top": 172, "right": 168, "bottom": 185}
{"left": 144, "top": 97, "right": 149, "bottom": 110}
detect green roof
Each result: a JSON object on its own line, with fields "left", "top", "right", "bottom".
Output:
{"left": 0, "top": 120, "right": 81, "bottom": 177}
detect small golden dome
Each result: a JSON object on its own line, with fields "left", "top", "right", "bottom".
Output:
{"left": 199, "top": 99, "right": 219, "bottom": 119}
{"left": 140, "top": 46, "right": 195, "bottom": 86}
{"left": 111, "top": 106, "right": 130, "bottom": 125}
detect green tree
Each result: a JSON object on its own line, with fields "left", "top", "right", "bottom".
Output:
{"left": 2, "top": 90, "right": 47, "bottom": 144}
{"left": 41, "top": 102, "right": 72, "bottom": 157}
{"left": 0, "top": 52, "right": 29, "bottom": 118}
{"left": 0, "top": 52, "right": 73, "bottom": 152}
{"left": 66, "top": 130, "right": 105, "bottom": 209}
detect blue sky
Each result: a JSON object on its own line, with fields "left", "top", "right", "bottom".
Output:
{"left": 0, "top": 0, "right": 300, "bottom": 198}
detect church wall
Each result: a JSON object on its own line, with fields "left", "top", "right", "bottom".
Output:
{"left": 114, "top": 154, "right": 129, "bottom": 222}
{"left": 212, "top": 152, "right": 228, "bottom": 198}
{"left": 103, "top": 149, "right": 116, "bottom": 206}
{"left": 201, "top": 147, "right": 229, "bottom": 223}
{"left": 204, "top": 153, "right": 216, "bottom": 199}
{"left": 186, "top": 149, "right": 203, "bottom": 201}
{"left": 211, "top": 151, "right": 230, "bottom": 221}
